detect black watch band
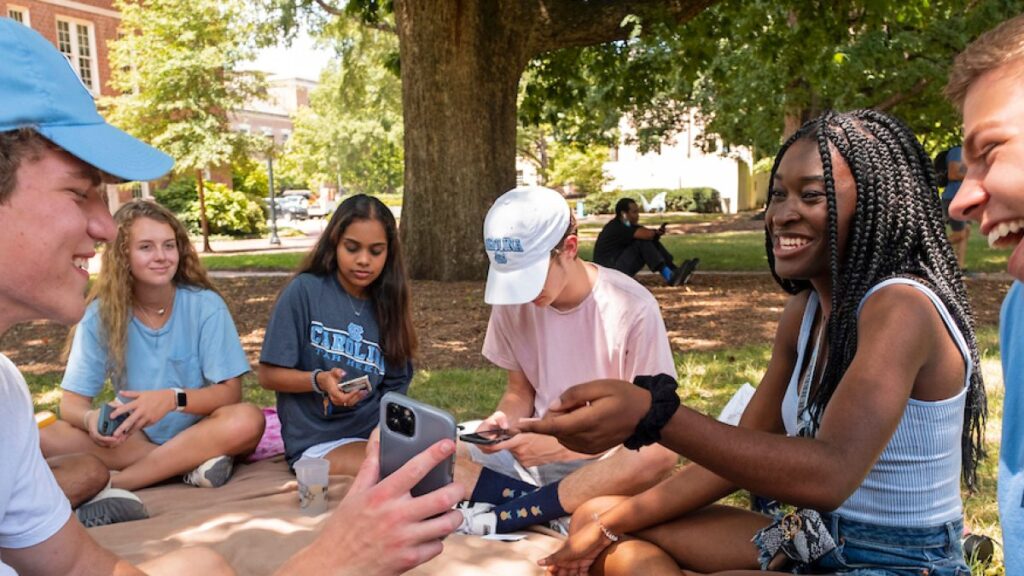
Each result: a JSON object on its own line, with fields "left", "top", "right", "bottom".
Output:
{"left": 172, "top": 387, "right": 187, "bottom": 412}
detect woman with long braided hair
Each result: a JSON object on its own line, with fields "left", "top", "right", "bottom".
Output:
{"left": 520, "top": 109, "right": 985, "bottom": 575}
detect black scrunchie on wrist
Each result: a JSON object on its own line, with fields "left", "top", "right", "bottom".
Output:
{"left": 623, "top": 373, "right": 681, "bottom": 450}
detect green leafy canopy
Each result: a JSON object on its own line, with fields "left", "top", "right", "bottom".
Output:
{"left": 105, "top": 0, "right": 268, "bottom": 174}
{"left": 518, "top": 0, "right": 1024, "bottom": 158}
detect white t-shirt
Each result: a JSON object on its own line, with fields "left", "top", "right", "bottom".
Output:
{"left": 0, "top": 354, "right": 72, "bottom": 573}
{"left": 483, "top": 265, "right": 678, "bottom": 418}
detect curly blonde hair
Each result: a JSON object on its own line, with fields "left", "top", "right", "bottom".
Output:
{"left": 65, "top": 199, "right": 217, "bottom": 386}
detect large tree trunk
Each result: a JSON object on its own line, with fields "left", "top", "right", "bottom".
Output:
{"left": 395, "top": 2, "right": 527, "bottom": 281}
{"left": 395, "top": 0, "right": 715, "bottom": 281}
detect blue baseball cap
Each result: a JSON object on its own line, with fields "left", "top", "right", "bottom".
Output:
{"left": 0, "top": 18, "right": 173, "bottom": 181}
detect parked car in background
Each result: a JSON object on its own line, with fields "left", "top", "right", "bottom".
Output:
{"left": 264, "top": 195, "right": 309, "bottom": 221}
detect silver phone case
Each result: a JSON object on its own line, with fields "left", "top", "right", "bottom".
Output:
{"left": 379, "top": 392, "right": 456, "bottom": 497}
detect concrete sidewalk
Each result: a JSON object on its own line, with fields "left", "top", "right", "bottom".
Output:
{"left": 86, "top": 225, "right": 322, "bottom": 275}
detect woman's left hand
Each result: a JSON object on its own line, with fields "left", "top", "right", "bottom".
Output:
{"left": 538, "top": 520, "right": 613, "bottom": 575}
{"left": 112, "top": 389, "right": 176, "bottom": 437}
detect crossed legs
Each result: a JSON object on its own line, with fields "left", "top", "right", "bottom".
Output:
{"left": 47, "top": 453, "right": 109, "bottom": 507}
{"left": 41, "top": 403, "right": 264, "bottom": 491}
{"left": 570, "top": 497, "right": 782, "bottom": 576}
{"left": 455, "top": 442, "right": 678, "bottom": 515}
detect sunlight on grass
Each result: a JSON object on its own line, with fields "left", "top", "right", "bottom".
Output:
{"left": 201, "top": 251, "right": 304, "bottom": 271}
{"left": 407, "top": 367, "right": 507, "bottom": 422}
{"left": 177, "top": 214, "right": 1010, "bottom": 275}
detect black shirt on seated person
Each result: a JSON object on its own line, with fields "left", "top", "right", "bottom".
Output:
{"left": 593, "top": 218, "right": 637, "bottom": 267}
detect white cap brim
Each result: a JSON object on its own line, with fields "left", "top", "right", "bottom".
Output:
{"left": 484, "top": 254, "right": 551, "bottom": 305}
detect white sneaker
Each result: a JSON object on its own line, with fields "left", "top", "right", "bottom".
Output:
{"left": 455, "top": 501, "right": 497, "bottom": 536}
{"left": 183, "top": 455, "right": 234, "bottom": 488}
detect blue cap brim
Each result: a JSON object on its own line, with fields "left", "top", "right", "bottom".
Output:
{"left": 38, "top": 122, "right": 173, "bottom": 182}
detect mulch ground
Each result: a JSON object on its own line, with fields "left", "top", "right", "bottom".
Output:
{"left": 2, "top": 273, "right": 1011, "bottom": 376}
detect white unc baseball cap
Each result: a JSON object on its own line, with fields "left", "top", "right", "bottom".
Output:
{"left": 483, "top": 186, "right": 570, "bottom": 305}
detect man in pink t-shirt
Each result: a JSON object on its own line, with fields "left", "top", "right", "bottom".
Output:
{"left": 454, "top": 186, "right": 679, "bottom": 536}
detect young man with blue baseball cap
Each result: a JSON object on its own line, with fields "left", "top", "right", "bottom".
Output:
{"left": 454, "top": 186, "right": 679, "bottom": 536}
{"left": 0, "top": 18, "right": 464, "bottom": 575}
{"left": 0, "top": 17, "right": 240, "bottom": 576}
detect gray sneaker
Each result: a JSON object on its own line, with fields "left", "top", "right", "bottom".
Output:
{"left": 183, "top": 455, "right": 234, "bottom": 488}
{"left": 76, "top": 487, "right": 149, "bottom": 528}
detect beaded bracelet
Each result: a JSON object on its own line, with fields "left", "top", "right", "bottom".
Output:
{"left": 592, "top": 513, "right": 620, "bottom": 542}
{"left": 311, "top": 369, "right": 326, "bottom": 395}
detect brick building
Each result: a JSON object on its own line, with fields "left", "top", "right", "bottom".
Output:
{"left": 3, "top": 0, "right": 121, "bottom": 98}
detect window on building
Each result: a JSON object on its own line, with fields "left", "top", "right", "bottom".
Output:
{"left": 7, "top": 6, "right": 29, "bottom": 25}
{"left": 55, "top": 18, "right": 98, "bottom": 94}
{"left": 515, "top": 170, "right": 525, "bottom": 186}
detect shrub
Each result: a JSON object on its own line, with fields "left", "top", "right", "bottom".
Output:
{"left": 584, "top": 188, "right": 722, "bottom": 214}
{"left": 153, "top": 175, "right": 197, "bottom": 215}
{"left": 183, "top": 182, "right": 267, "bottom": 237}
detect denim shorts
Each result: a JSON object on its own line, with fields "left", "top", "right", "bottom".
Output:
{"left": 802, "top": 514, "right": 969, "bottom": 576}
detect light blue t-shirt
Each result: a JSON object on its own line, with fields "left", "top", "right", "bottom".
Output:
{"left": 62, "top": 286, "right": 250, "bottom": 445}
{"left": 1000, "top": 281, "right": 1024, "bottom": 574}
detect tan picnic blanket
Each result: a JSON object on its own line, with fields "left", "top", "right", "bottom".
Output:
{"left": 89, "top": 457, "right": 561, "bottom": 575}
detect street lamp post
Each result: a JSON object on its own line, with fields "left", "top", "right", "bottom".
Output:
{"left": 265, "top": 134, "right": 281, "bottom": 246}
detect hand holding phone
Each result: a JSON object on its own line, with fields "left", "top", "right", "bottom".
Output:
{"left": 379, "top": 393, "right": 456, "bottom": 497}
{"left": 97, "top": 403, "right": 129, "bottom": 437}
{"left": 339, "top": 375, "right": 372, "bottom": 394}
{"left": 459, "top": 428, "right": 516, "bottom": 445}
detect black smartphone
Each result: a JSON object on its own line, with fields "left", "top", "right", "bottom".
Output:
{"left": 459, "top": 428, "right": 516, "bottom": 445}
{"left": 339, "top": 375, "right": 372, "bottom": 394}
{"left": 97, "top": 403, "right": 128, "bottom": 436}
{"left": 379, "top": 392, "right": 456, "bottom": 497}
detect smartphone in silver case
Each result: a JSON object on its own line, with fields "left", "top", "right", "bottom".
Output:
{"left": 379, "top": 392, "right": 456, "bottom": 497}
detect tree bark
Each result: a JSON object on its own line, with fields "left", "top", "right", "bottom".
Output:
{"left": 196, "top": 168, "right": 213, "bottom": 253}
{"left": 395, "top": 0, "right": 715, "bottom": 281}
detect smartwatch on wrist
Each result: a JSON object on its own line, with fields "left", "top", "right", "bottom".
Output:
{"left": 171, "top": 387, "right": 187, "bottom": 412}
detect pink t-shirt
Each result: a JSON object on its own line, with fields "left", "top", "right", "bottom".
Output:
{"left": 483, "top": 266, "right": 677, "bottom": 418}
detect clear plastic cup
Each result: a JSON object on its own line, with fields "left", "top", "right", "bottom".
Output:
{"left": 294, "top": 457, "right": 330, "bottom": 516}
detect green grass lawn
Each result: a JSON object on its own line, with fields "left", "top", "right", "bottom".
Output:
{"left": 196, "top": 220, "right": 1009, "bottom": 276}
{"left": 201, "top": 251, "right": 304, "bottom": 271}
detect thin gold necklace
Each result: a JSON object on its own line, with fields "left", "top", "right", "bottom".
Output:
{"left": 135, "top": 291, "right": 173, "bottom": 326}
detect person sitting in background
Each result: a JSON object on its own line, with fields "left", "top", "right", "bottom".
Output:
{"left": 935, "top": 145, "right": 971, "bottom": 269}
{"left": 592, "top": 198, "right": 698, "bottom": 286}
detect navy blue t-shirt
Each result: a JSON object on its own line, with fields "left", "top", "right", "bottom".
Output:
{"left": 260, "top": 273, "right": 412, "bottom": 465}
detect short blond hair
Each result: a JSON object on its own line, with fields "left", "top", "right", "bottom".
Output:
{"left": 946, "top": 13, "right": 1024, "bottom": 110}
